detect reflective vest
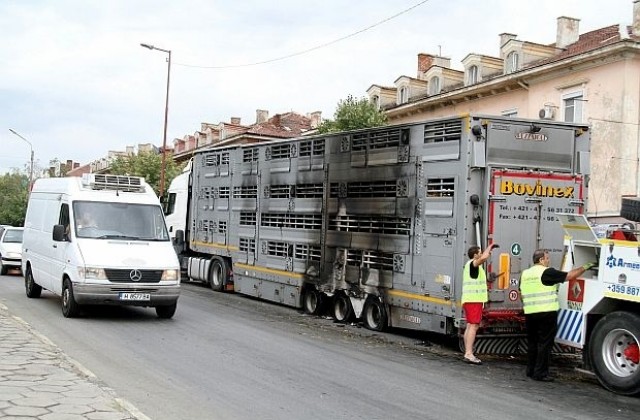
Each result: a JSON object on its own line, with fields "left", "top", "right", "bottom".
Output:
{"left": 461, "top": 260, "right": 488, "bottom": 304}
{"left": 520, "top": 264, "right": 559, "bottom": 314}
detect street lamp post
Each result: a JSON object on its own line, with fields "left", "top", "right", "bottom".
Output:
{"left": 8, "top": 129, "right": 34, "bottom": 194}
{"left": 140, "top": 43, "right": 171, "bottom": 198}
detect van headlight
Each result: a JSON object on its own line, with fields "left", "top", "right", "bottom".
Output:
{"left": 7, "top": 252, "right": 21, "bottom": 258}
{"left": 161, "top": 269, "right": 180, "bottom": 281}
{"left": 78, "top": 267, "right": 108, "bottom": 280}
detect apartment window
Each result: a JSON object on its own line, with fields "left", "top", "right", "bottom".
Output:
{"left": 467, "top": 65, "right": 479, "bottom": 85}
{"left": 429, "top": 76, "right": 440, "bottom": 95}
{"left": 399, "top": 87, "right": 408, "bottom": 104}
{"left": 501, "top": 108, "right": 518, "bottom": 117}
{"left": 563, "top": 91, "right": 584, "bottom": 123}
{"left": 506, "top": 51, "right": 519, "bottom": 73}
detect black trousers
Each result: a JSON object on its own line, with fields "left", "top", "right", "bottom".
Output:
{"left": 525, "top": 311, "right": 558, "bottom": 379}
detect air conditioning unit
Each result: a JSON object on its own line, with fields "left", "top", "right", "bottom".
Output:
{"left": 538, "top": 105, "right": 555, "bottom": 120}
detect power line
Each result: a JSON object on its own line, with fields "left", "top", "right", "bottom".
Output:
{"left": 176, "top": 0, "right": 430, "bottom": 69}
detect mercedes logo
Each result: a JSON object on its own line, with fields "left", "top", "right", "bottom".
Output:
{"left": 129, "top": 269, "right": 142, "bottom": 282}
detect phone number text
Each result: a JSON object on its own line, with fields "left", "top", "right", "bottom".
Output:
{"left": 607, "top": 284, "right": 640, "bottom": 296}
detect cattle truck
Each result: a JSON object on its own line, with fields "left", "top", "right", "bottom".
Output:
{"left": 165, "top": 114, "right": 590, "bottom": 352}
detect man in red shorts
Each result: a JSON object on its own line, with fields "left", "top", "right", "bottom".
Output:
{"left": 461, "top": 243, "right": 498, "bottom": 364}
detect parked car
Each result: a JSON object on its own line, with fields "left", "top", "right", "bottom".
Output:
{"left": 0, "top": 226, "right": 24, "bottom": 275}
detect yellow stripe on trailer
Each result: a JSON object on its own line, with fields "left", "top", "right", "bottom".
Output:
{"left": 191, "top": 241, "right": 239, "bottom": 251}
{"left": 234, "top": 263, "right": 304, "bottom": 279}
{"left": 387, "top": 289, "right": 453, "bottom": 306}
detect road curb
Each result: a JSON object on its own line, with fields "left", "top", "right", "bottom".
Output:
{"left": 0, "top": 302, "right": 151, "bottom": 420}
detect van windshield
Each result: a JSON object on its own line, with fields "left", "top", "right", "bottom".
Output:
{"left": 73, "top": 201, "right": 169, "bottom": 241}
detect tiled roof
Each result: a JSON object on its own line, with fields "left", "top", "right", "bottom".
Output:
{"left": 246, "top": 112, "right": 313, "bottom": 138}
{"left": 530, "top": 24, "right": 638, "bottom": 67}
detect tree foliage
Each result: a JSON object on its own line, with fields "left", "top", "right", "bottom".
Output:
{"left": 317, "top": 95, "right": 387, "bottom": 134}
{"left": 0, "top": 172, "right": 29, "bottom": 226}
{"left": 109, "top": 152, "right": 184, "bottom": 198}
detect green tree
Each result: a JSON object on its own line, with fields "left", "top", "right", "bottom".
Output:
{"left": 109, "top": 152, "right": 184, "bottom": 198}
{"left": 0, "top": 172, "right": 29, "bottom": 226}
{"left": 317, "top": 95, "right": 387, "bottom": 134}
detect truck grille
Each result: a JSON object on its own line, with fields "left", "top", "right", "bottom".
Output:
{"left": 105, "top": 269, "right": 163, "bottom": 283}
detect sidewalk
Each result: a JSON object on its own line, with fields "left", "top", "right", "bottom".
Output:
{"left": 0, "top": 303, "right": 149, "bottom": 420}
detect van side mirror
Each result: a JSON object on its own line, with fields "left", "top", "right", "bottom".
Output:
{"left": 175, "top": 229, "right": 185, "bottom": 246}
{"left": 52, "top": 224, "right": 66, "bottom": 242}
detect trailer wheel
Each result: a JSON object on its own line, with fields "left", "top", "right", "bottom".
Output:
{"left": 332, "top": 293, "right": 353, "bottom": 323}
{"left": 209, "top": 257, "right": 229, "bottom": 292}
{"left": 25, "top": 266, "right": 42, "bottom": 298}
{"left": 303, "top": 289, "right": 325, "bottom": 315}
{"left": 588, "top": 311, "right": 640, "bottom": 396}
{"left": 362, "top": 298, "right": 387, "bottom": 332}
{"left": 61, "top": 278, "right": 80, "bottom": 318}
{"left": 621, "top": 197, "right": 640, "bottom": 222}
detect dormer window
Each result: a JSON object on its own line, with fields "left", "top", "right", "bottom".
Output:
{"left": 399, "top": 87, "right": 409, "bottom": 104}
{"left": 506, "top": 51, "right": 519, "bottom": 73}
{"left": 467, "top": 65, "right": 479, "bottom": 85}
{"left": 429, "top": 76, "right": 440, "bottom": 95}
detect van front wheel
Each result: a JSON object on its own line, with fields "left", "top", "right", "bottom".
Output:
{"left": 61, "top": 279, "right": 80, "bottom": 318}
{"left": 156, "top": 303, "right": 177, "bottom": 319}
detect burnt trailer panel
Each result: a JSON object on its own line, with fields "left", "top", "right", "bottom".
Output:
{"left": 171, "top": 115, "right": 590, "bottom": 351}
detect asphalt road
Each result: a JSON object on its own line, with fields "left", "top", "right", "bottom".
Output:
{"left": 1, "top": 270, "right": 638, "bottom": 420}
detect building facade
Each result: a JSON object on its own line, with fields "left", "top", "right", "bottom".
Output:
{"left": 368, "top": 1, "right": 640, "bottom": 219}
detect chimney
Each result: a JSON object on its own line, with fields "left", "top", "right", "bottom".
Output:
{"left": 499, "top": 33, "right": 517, "bottom": 58}
{"left": 417, "top": 53, "right": 434, "bottom": 74}
{"left": 556, "top": 16, "right": 580, "bottom": 48}
{"left": 230, "top": 117, "right": 241, "bottom": 125}
{"left": 256, "top": 109, "right": 269, "bottom": 124}
{"left": 433, "top": 56, "right": 451, "bottom": 68}
{"left": 307, "top": 111, "right": 322, "bottom": 128}
{"left": 634, "top": 0, "right": 640, "bottom": 36}
{"left": 499, "top": 33, "right": 517, "bottom": 49}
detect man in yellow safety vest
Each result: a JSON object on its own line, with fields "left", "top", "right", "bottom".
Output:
{"left": 520, "top": 249, "right": 597, "bottom": 381}
{"left": 461, "top": 243, "right": 498, "bottom": 365}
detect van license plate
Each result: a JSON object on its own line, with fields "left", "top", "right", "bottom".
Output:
{"left": 119, "top": 293, "right": 151, "bottom": 301}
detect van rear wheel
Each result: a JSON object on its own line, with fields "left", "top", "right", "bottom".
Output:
{"left": 62, "top": 279, "right": 80, "bottom": 318}
{"left": 25, "top": 267, "right": 42, "bottom": 298}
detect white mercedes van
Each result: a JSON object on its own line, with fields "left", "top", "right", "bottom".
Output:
{"left": 22, "top": 174, "right": 180, "bottom": 318}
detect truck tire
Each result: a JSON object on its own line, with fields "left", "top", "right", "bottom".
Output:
{"left": 362, "top": 297, "right": 387, "bottom": 332}
{"left": 61, "top": 278, "right": 80, "bottom": 318}
{"left": 156, "top": 302, "right": 177, "bottom": 319}
{"left": 0, "top": 258, "right": 7, "bottom": 275}
{"left": 25, "top": 266, "right": 42, "bottom": 298}
{"left": 588, "top": 311, "right": 640, "bottom": 396}
{"left": 302, "top": 289, "right": 325, "bottom": 315}
{"left": 209, "top": 257, "right": 229, "bottom": 292}
{"left": 332, "top": 293, "right": 353, "bottom": 323}
{"left": 620, "top": 197, "right": 640, "bottom": 222}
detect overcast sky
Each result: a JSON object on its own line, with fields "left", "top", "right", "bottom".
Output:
{"left": 0, "top": 0, "right": 635, "bottom": 175}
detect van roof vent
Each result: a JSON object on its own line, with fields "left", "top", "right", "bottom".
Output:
{"left": 82, "top": 174, "right": 145, "bottom": 193}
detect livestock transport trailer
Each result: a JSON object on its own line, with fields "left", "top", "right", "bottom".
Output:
{"left": 166, "top": 114, "right": 590, "bottom": 352}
